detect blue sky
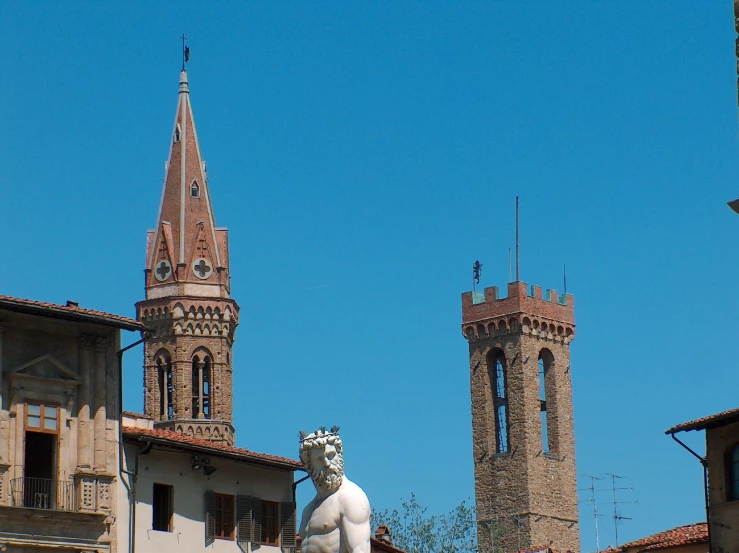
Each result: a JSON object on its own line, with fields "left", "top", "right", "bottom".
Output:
{"left": 2, "top": 2, "right": 738, "bottom": 550}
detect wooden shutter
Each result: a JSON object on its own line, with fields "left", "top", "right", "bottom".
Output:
{"left": 204, "top": 491, "right": 216, "bottom": 547}
{"left": 280, "top": 501, "right": 297, "bottom": 553}
{"left": 236, "top": 495, "right": 254, "bottom": 551}
{"left": 252, "top": 497, "right": 263, "bottom": 545}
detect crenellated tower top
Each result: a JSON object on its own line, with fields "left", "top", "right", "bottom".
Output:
{"left": 461, "top": 281, "right": 575, "bottom": 343}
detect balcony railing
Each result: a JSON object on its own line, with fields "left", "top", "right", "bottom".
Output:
{"left": 9, "top": 477, "right": 77, "bottom": 511}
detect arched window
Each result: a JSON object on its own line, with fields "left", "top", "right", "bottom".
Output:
{"left": 488, "top": 350, "right": 509, "bottom": 453}
{"left": 191, "top": 350, "right": 213, "bottom": 419}
{"left": 728, "top": 444, "right": 739, "bottom": 501}
{"left": 539, "top": 349, "right": 555, "bottom": 454}
{"left": 190, "top": 180, "right": 200, "bottom": 198}
{"left": 156, "top": 353, "right": 173, "bottom": 420}
{"left": 173, "top": 123, "right": 181, "bottom": 144}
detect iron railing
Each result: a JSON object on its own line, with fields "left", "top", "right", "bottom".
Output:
{"left": 9, "top": 477, "right": 77, "bottom": 511}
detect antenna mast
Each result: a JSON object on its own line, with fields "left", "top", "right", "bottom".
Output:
{"left": 605, "top": 473, "right": 637, "bottom": 547}
{"left": 581, "top": 474, "right": 603, "bottom": 552}
{"left": 515, "top": 196, "right": 520, "bottom": 281}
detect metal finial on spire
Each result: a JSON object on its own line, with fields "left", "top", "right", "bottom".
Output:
{"left": 181, "top": 34, "right": 190, "bottom": 71}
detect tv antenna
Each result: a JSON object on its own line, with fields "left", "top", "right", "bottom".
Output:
{"left": 515, "top": 196, "right": 520, "bottom": 282}
{"left": 580, "top": 474, "right": 604, "bottom": 552}
{"left": 605, "top": 473, "right": 637, "bottom": 547}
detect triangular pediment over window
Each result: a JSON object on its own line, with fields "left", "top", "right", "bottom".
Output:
{"left": 8, "top": 354, "right": 80, "bottom": 384}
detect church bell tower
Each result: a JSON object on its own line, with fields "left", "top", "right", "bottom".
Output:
{"left": 136, "top": 68, "right": 239, "bottom": 445}
{"left": 462, "top": 281, "right": 579, "bottom": 552}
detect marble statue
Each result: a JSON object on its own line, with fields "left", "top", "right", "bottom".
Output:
{"left": 298, "top": 426, "right": 371, "bottom": 553}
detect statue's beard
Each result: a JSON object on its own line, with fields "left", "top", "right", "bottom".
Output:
{"left": 310, "top": 460, "right": 344, "bottom": 493}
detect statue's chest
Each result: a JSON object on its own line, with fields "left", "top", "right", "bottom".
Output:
{"left": 307, "top": 496, "right": 341, "bottom": 534}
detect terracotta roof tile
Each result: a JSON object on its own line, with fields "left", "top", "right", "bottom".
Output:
{"left": 122, "top": 411, "right": 153, "bottom": 420}
{"left": 666, "top": 407, "right": 739, "bottom": 434}
{"left": 0, "top": 295, "right": 143, "bottom": 331}
{"left": 370, "top": 537, "right": 407, "bottom": 553}
{"left": 123, "top": 424, "right": 303, "bottom": 471}
{"left": 512, "top": 546, "right": 554, "bottom": 553}
{"left": 620, "top": 522, "right": 707, "bottom": 550}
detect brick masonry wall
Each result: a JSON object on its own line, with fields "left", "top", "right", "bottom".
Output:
{"left": 138, "top": 297, "right": 238, "bottom": 445}
{"left": 464, "top": 281, "right": 579, "bottom": 553}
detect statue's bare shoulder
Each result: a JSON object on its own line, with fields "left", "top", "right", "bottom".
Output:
{"left": 336, "top": 478, "right": 370, "bottom": 522}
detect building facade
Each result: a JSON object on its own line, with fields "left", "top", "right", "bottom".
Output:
{"left": 462, "top": 281, "right": 579, "bottom": 553}
{"left": 0, "top": 295, "right": 143, "bottom": 553}
{"left": 118, "top": 413, "right": 300, "bottom": 553}
{"left": 136, "top": 68, "right": 238, "bottom": 446}
{"left": 668, "top": 407, "right": 739, "bottom": 553}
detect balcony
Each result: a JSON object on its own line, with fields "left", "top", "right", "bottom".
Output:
{"left": 9, "top": 477, "right": 78, "bottom": 512}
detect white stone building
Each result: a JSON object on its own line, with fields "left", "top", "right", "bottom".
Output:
{"left": 118, "top": 413, "right": 301, "bottom": 553}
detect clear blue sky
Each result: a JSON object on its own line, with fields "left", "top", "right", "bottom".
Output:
{"left": 2, "top": 2, "right": 738, "bottom": 550}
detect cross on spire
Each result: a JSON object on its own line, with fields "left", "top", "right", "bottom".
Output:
{"left": 181, "top": 34, "right": 190, "bottom": 71}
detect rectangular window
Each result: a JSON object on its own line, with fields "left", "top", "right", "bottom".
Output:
{"left": 261, "top": 500, "right": 279, "bottom": 545}
{"left": 215, "top": 493, "right": 235, "bottom": 540}
{"left": 152, "top": 483, "right": 174, "bottom": 532}
{"left": 25, "top": 402, "right": 59, "bottom": 434}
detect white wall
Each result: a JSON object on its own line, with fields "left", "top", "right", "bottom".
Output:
{"left": 117, "top": 443, "right": 295, "bottom": 553}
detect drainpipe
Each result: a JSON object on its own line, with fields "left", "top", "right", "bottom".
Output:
{"left": 669, "top": 432, "right": 712, "bottom": 553}
{"left": 292, "top": 474, "right": 310, "bottom": 503}
{"left": 117, "top": 331, "right": 149, "bottom": 553}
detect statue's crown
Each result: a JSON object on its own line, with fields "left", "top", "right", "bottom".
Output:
{"left": 299, "top": 425, "right": 340, "bottom": 443}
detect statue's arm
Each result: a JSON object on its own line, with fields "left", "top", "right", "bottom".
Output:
{"left": 340, "top": 488, "right": 371, "bottom": 553}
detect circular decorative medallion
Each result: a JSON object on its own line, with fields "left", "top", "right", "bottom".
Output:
{"left": 154, "top": 260, "right": 173, "bottom": 282}
{"left": 192, "top": 258, "right": 213, "bottom": 280}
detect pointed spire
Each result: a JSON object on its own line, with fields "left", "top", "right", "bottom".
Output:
{"left": 145, "top": 69, "right": 230, "bottom": 299}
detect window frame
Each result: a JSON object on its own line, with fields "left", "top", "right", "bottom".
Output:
{"left": 490, "top": 352, "right": 510, "bottom": 454}
{"left": 152, "top": 483, "right": 174, "bottom": 532}
{"left": 190, "top": 180, "right": 200, "bottom": 198}
{"left": 214, "top": 493, "right": 235, "bottom": 540}
{"left": 727, "top": 443, "right": 739, "bottom": 502}
{"left": 24, "top": 401, "right": 60, "bottom": 434}
{"left": 261, "top": 500, "right": 280, "bottom": 546}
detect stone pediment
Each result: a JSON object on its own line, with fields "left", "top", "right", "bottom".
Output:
{"left": 7, "top": 354, "right": 80, "bottom": 384}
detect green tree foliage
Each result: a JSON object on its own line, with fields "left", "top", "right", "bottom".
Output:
{"left": 371, "top": 493, "right": 478, "bottom": 553}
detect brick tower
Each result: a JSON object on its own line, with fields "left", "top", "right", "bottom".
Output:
{"left": 462, "top": 281, "right": 579, "bottom": 552}
{"left": 136, "top": 68, "right": 239, "bottom": 445}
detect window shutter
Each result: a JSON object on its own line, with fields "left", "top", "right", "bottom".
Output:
{"left": 236, "top": 495, "right": 254, "bottom": 551}
{"left": 280, "top": 501, "right": 297, "bottom": 553}
{"left": 204, "top": 491, "right": 216, "bottom": 547}
{"left": 252, "top": 497, "right": 263, "bottom": 545}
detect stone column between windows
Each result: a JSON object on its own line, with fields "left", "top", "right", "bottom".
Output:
{"left": 93, "top": 338, "right": 107, "bottom": 470}
{"left": 77, "top": 337, "right": 93, "bottom": 469}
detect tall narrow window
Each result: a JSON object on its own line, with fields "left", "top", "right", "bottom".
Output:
{"left": 539, "top": 356, "right": 550, "bottom": 453}
{"left": 152, "top": 483, "right": 174, "bottom": 532}
{"left": 192, "top": 350, "right": 213, "bottom": 419}
{"left": 214, "top": 493, "right": 235, "bottom": 540}
{"left": 489, "top": 351, "right": 509, "bottom": 453}
{"left": 728, "top": 444, "right": 739, "bottom": 501}
{"left": 157, "top": 354, "right": 173, "bottom": 420}
{"left": 190, "top": 180, "right": 200, "bottom": 198}
{"left": 539, "top": 349, "right": 556, "bottom": 454}
{"left": 192, "top": 356, "right": 201, "bottom": 417}
{"left": 173, "top": 123, "right": 181, "bottom": 143}
{"left": 202, "top": 357, "right": 211, "bottom": 419}
{"left": 261, "top": 500, "right": 280, "bottom": 545}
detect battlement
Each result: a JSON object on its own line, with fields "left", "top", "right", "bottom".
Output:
{"left": 461, "top": 281, "right": 575, "bottom": 342}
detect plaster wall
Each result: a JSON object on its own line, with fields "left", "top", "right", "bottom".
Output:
{"left": 706, "top": 421, "right": 739, "bottom": 553}
{"left": 117, "top": 445, "right": 295, "bottom": 553}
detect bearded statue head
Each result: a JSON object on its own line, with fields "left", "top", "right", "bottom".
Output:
{"left": 299, "top": 426, "right": 345, "bottom": 495}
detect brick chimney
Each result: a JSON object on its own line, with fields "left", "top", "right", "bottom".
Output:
{"left": 375, "top": 525, "right": 392, "bottom": 544}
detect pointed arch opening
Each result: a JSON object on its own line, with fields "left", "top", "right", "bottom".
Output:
{"left": 538, "top": 348, "right": 556, "bottom": 454}
{"left": 190, "top": 180, "right": 200, "bottom": 198}
{"left": 156, "top": 351, "right": 173, "bottom": 420}
{"left": 487, "top": 349, "right": 510, "bottom": 454}
{"left": 191, "top": 348, "right": 213, "bottom": 419}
